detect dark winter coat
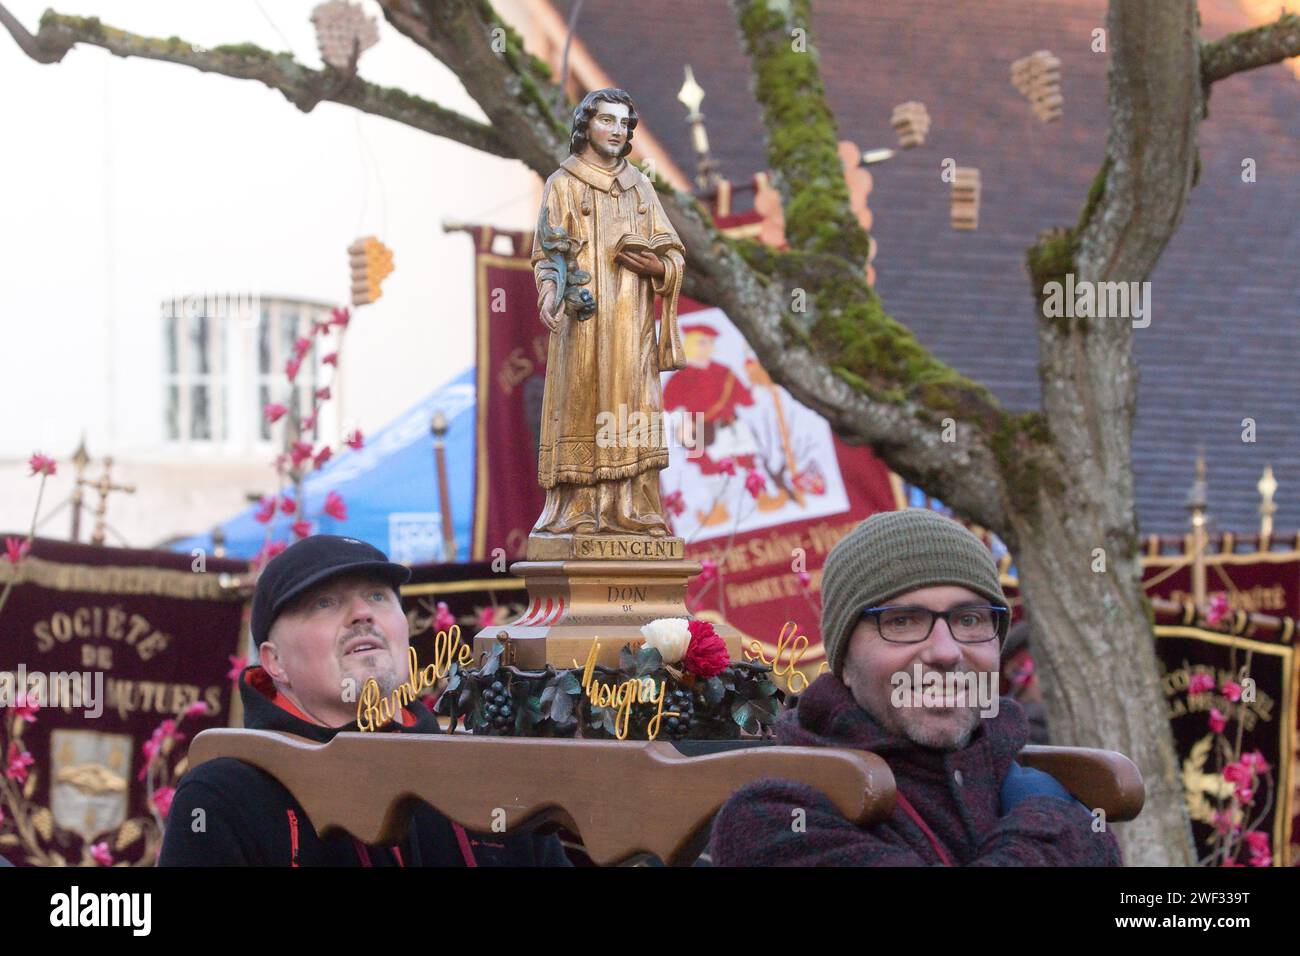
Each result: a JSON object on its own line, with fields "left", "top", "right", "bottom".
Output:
{"left": 708, "top": 674, "right": 1122, "bottom": 866}
{"left": 158, "top": 666, "right": 569, "bottom": 867}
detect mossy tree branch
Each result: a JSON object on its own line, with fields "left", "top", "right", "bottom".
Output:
{"left": 0, "top": 6, "right": 513, "bottom": 159}
{"left": 728, "top": 0, "right": 870, "bottom": 262}
{"left": 1201, "top": 11, "right": 1300, "bottom": 85}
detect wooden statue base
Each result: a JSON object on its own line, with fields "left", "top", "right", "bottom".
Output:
{"left": 471, "top": 555, "right": 743, "bottom": 669}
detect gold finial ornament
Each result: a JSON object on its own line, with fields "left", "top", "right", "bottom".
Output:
{"left": 1257, "top": 464, "right": 1277, "bottom": 547}
{"left": 1186, "top": 450, "right": 1208, "bottom": 608}
{"left": 677, "top": 66, "right": 719, "bottom": 191}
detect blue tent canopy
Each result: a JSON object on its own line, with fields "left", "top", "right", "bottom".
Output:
{"left": 174, "top": 367, "right": 476, "bottom": 563}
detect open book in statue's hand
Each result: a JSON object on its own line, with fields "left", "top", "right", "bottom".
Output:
{"left": 614, "top": 232, "right": 677, "bottom": 261}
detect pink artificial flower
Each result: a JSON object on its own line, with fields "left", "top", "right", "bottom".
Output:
{"left": 151, "top": 786, "right": 176, "bottom": 820}
{"left": 434, "top": 601, "right": 456, "bottom": 633}
{"left": 11, "top": 701, "right": 39, "bottom": 724}
{"left": 90, "top": 842, "right": 113, "bottom": 867}
{"left": 1243, "top": 830, "right": 1270, "bottom": 854}
{"left": 331, "top": 306, "right": 351, "bottom": 328}
{"left": 345, "top": 429, "right": 364, "bottom": 450}
{"left": 1208, "top": 708, "right": 1227, "bottom": 734}
{"left": 1188, "top": 672, "right": 1215, "bottom": 695}
{"left": 1221, "top": 681, "right": 1242, "bottom": 702}
{"left": 5, "top": 742, "right": 34, "bottom": 783}
{"left": 0, "top": 803, "right": 5, "bottom": 827}
{"left": 717, "top": 457, "right": 737, "bottom": 477}
{"left": 227, "top": 655, "right": 248, "bottom": 683}
{"left": 138, "top": 738, "right": 159, "bottom": 777}
{"left": 289, "top": 439, "right": 314, "bottom": 468}
{"left": 744, "top": 469, "right": 766, "bottom": 499}
{"left": 698, "top": 558, "right": 718, "bottom": 584}
{"left": 137, "top": 718, "right": 186, "bottom": 779}
{"left": 251, "top": 541, "right": 287, "bottom": 571}
{"left": 684, "top": 619, "right": 731, "bottom": 678}
{"left": 4, "top": 536, "right": 29, "bottom": 565}
{"left": 313, "top": 446, "right": 332, "bottom": 468}
{"left": 1223, "top": 761, "right": 1252, "bottom": 786}
{"left": 1011, "top": 655, "right": 1037, "bottom": 689}
{"left": 1235, "top": 786, "right": 1255, "bottom": 804}
{"left": 1241, "top": 750, "right": 1271, "bottom": 775}
{"left": 279, "top": 497, "right": 297, "bottom": 515}
{"left": 253, "top": 497, "right": 276, "bottom": 524}
{"left": 292, "top": 336, "right": 312, "bottom": 359}
{"left": 322, "top": 351, "right": 339, "bottom": 367}
{"left": 1210, "top": 808, "right": 1239, "bottom": 833}
{"left": 291, "top": 519, "right": 313, "bottom": 539}
{"left": 663, "top": 490, "right": 686, "bottom": 517}
{"left": 300, "top": 410, "right": 319, "bottom": 432}
{"left": 315, "top": 386, "right": 331, "bottom": 401}
{"left": 28, "top": 452, "right": 57, "bottom": 477}
{"left": 1205, "top": 592, "right": 1230, "bottom": 625}
{"left": 183, "top": 701, "right": 208, "bottom": 719}
{"left": 323, "top": 491, "right": 347, "bottom": 521}
{"left": 476, "top": 606, "right": 498, "bottom": 629}
{"left": 796, "top": 570, "right": 811, "bottom": 588}
{"left": 263, "top": 403, "right": 288, "bottom": 424}
{"left": 1248, "top": 848, "right": 1272, "bottom": 867}
{"left": 1220, "top": 859, "right": 1243, "bottom": 867}
{"left": 285, "top": 355, "right": 303, "bottom": 383}
{"left": 312, "top": 319, "right": 331, "bottom": 337}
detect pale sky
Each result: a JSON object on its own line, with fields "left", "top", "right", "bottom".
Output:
{"left": 0, "top": 0, "right": 537, "bottom": 463}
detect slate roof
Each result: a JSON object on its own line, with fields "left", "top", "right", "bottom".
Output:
{"left": 550, "top": 0, "right": 1300, "bottom": 536}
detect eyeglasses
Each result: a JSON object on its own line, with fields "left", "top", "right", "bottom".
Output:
{"left": 860, "top": 604, "right": 1008, "bottom": 644}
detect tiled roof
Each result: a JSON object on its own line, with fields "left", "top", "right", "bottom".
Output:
{"left": 550, "top": 0, "right": 1300, "bottom": 535}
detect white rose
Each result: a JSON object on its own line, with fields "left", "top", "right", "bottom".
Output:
{"left": 639, "top": 618, "right": 691, "bottom": 664}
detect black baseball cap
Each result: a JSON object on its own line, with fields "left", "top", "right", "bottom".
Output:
{"left": 251, "top": 535, "right": 411, "bottom": 646}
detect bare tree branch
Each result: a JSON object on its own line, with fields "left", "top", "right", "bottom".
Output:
{"left": 1201, "top": 11, "right": 1300, "bottom": 85}
{"left": 0, "top": 6, "right": 513, "bottom": 159}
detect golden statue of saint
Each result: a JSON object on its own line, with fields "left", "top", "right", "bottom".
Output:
{"left": 531, "top": 88, "right": 687, "bottom": 541}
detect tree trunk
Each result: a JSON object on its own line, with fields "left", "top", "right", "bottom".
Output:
{"left": 1011, "top": 488, "right": 1195, "bottom": 865}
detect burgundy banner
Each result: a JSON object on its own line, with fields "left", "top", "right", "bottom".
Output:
{"left": 0, "top": 537, "right": 247, "bottom": 866}
{"left": 470, "top": 226, "right": 548, "bottom": 562}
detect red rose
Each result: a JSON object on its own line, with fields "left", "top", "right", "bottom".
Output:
{"left": 684, "top": 619, "right": 730, "bottom": 678}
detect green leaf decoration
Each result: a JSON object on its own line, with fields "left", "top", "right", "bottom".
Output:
{"left": 557, "top": 671, "right": 583, "bottom": 695}
{"left": 619, "top": 644, "right": 637, "bottom": 673}
{"left": 703, "top": 676, "right": 726, "bottom": 706}
{"left": 551, "top": 688, "right": 574, "bottom": 724}
{"left": 634, "top": 645, "right": 663, "bottom": 676}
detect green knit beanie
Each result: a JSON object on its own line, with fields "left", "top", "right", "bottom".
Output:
{"left": 820, "top": 508, "right": 1008, "bottom": 676}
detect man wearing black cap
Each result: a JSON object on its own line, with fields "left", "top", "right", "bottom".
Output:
{"left": 159, "top": 535, "right": 567, "bottom": 866}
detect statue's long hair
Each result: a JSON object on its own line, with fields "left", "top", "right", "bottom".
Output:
{"left": 569, "top": 88, "right": 638, "bottom": 157}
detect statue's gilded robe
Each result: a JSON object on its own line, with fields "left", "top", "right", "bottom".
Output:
{"left": 530, "top": 154, "right": 686, "bottom": 536}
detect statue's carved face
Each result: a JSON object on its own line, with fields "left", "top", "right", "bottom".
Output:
{"left": 585, "top": 100, "right": 631, "bottom": 163}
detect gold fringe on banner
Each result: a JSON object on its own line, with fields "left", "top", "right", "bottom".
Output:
{"left": 0, "top": 556, "right": 246, "bottom": 602}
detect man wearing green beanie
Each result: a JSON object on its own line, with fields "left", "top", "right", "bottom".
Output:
{"left": 709, "top": 509, "right": 1121, "bottom": 866}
